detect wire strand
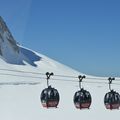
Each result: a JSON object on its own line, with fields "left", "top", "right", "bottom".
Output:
{"left": 0, "top": 68, "right": 120, "bottom": 86}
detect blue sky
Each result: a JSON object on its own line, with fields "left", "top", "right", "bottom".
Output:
{"left": 0, "top": 0, "right": 120, "bottom": 77}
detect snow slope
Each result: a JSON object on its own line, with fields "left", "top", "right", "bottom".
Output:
{"left": 0, "top": 17, "right": 120, "bottom": 120}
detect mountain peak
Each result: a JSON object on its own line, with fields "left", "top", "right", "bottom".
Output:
{"left": 0, "top": 16, "right": 19, "bottom": 62}
{"left": 0, "top": 16, "right": 41, "bottom": 66}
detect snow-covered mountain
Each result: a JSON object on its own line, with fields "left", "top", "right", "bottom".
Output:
{"left": 0, "top": 16, "right": 119, "bottom": 120}
{"left": 0, "top": 16, "right": 20, "bottom": 63}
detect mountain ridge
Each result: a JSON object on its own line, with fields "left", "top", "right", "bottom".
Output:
{"left": 0, "top": 16, "right": 81, "bottom": 76}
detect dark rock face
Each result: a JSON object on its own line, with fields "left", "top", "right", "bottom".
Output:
{"left": 0, "top": 16, "right": 19, "bottom": 56}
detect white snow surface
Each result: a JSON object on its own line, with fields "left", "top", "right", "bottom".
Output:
{"left": 0, "top": 46, "right": 120, "bottom": 120}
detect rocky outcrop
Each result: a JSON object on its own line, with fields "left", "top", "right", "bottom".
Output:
{"left": 0, "top": 16, "right": 19, "bottom": 56}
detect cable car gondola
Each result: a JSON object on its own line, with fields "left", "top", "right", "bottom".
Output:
{"left": 104, "top": 77, "right": 120, "bottom": 110}
{"left": 40, "top": 72, "right": 60, "bottom": 108}
{"left": 73, "top": 75, "right": 92, "bottom": 109}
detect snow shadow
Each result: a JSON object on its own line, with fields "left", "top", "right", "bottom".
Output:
{"left": 1, "top": 47, "right": 41, "bottom": 67}
{"left": 19, "top": 47, "right": 41, "bottom": 67}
